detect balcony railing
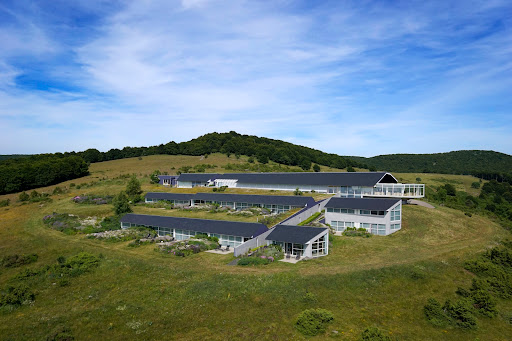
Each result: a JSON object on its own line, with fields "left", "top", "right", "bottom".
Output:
{"left": 368, "top": 184, "right": 425, "bottom": 198}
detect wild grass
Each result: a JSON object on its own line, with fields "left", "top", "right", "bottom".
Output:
{"left": 0, "top": 158, "right": 510, "bottom": 340}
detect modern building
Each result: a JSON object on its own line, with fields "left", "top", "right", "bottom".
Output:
{"left": 144, "top": 192, "right": 316, "bottom": 214}
{"left": 324, "top": 197, "right": 402, "bottom": 236}
{"left": 265, "top": 225, "right": 329, "bottom": 258}
{"left": 157, "top": 175, "right": 179, "bottom": 187}
{"left": 120, "top": 213, "right": 268, "bottom": 248}
{"left": 175, "top": 172, "right": 424, "bottom": 198}
{"left": 145, "top": 193, "right": 195, "bottom": 206}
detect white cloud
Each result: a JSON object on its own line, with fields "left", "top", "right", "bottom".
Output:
{"left": 0, "top": 0, "right": 510, "bottom": 156}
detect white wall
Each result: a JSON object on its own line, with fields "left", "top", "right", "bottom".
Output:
{"left": 325, "top": 201, "right": 401, "bottom": 236}
{"left": 177, "top": 181, "right": 193, "bottom": 188}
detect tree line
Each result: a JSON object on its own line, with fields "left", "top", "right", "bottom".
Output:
{"left": 72, "top": 131, "right": 366, "bottom": 171}
{"left": 0, "top": 155, "right": 89, "bottom": 195}
{"left": 350, "top": 150, "right": 512, "bottom": 182}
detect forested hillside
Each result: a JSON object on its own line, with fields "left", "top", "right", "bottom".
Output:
{"left": 67, "top": 132, "right": 364, "bottom": 171}
{"left": 0, "top": 154, "right": 31, "bottom": 161}
{"left": 350, "top": 150, "right": 512, "bottom": 181}
{"left": 0, "top": 155, "right": 89, "bottom": 195}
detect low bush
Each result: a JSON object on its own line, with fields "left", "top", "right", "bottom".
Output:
{"left": 294, "top": 308, "right": 334, "bottom": 336}
{"left": 0, "top": 199, "right": 9, "bottom": 207}
{"left": 360, "top": 326, "right": 392, "bottom": 341}
{"left": 443, "top": 299, "right": 477, "bottom": 329}
{"left": 0, "top": 284, "right": 35, "bottom": 307}
{"left": 302, "top": 291, "right": 318, "bottom": 304}
{"left": 424, "top": 298, "right": 451, "bottom": 327}
{"left": 343, "top": 227, "right": 372, "bottom": 238}
{"left": 1, "top": 254, "right": 38, "bottom": 268}
{"left": 424, "top": 297, "right": 477, "bottom": 329}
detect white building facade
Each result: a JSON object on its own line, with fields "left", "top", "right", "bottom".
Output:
{"left": 324, "top": 197, "right": 402, "bottom": 236}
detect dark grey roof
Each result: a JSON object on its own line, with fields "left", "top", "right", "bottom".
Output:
{"left": 176, "top": 172, "right": 394, "bottom": 187}
{"left": 266, "top": 225, "right": 328, "bottom": 244}
{"left": 177, "top": 173, "right": 218, "bottom": 182}
{"left": 158, "top": 175, "right": 178, "bottom": 179}
{"left": 325, "top": 197, "right": 400, "bottom": 211}
{"left": 145, "top": 192, "right": 315, "bottom": 206}
{"left": 120, "top": 214, "right": 268, "bottom": 238}
{"left": 194, "top": 193, "right": 315, "bottom": 206}
{"left": 145, "top": 192, "right": 195, "bottom": 201}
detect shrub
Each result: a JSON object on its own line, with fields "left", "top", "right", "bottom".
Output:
{"left": 19, "top": 192, "right": 29, "bottom": 202}
{"left": 302, "top": 291, "right": 318, "bottom": 304}
{"left": 0, "top": 284, "right": 35, "bottom": 306}
{"left": 64, "top": 252, "right": 100, "bottom": 274}
{"left": 424, "top": 298, "right": 451, "bottom": 327}
{"left": 443, "top": 299, "right": 477, "bottom": 329}
{"left": 1, "top": 253, "right": 38, "bottom": 268}
{"left": 295, "top": 308, "right": 334, "bottom": 336}
{"left": 0, "top": 199, "right": 9, "bottom": 207}
{"left": 360, "top": 326, "right": 392, "bottom": 341}
{"left": 471, "top": 182, "right": 481, "bottom": 189}
{"left": 52, "top": 186, "right": 64, "bottom": 195}
{"left": 100, "top": 216, "right": 120, "bottom": 231}
{"left": 294, "top": 188, "right": 303, "bottom": 196}
{"left": 470, "top": 289, "right": 498, "bottom": 317}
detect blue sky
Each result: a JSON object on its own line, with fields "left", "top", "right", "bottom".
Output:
{"left": 0, "top": 0, "right": 511, "bottom": 157}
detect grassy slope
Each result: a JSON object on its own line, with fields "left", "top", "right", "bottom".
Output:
{"left": 0, "top": 156, "right": 511, "bottom": 340}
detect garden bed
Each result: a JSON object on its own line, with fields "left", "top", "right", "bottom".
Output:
{"left": 238, "top": 245, "right": 284, "bottom": 266}
{"left": 158, "top": 234, "right": 219, "bottom": 257}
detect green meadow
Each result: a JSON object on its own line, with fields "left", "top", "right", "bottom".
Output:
{"left": 0, "top": 155, "right": 511, "bottom": 340}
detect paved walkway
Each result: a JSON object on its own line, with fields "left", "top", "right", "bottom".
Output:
{"left": 408, "top": 199, "right": 435, "bottom": 209}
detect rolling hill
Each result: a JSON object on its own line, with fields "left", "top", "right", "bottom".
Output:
{"left": 349, "top": 150, "right": 512, "bottom": 177}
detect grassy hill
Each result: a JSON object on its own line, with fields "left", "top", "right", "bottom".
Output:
{"left": 0, "top": 157, "right": 511, "bottom": 340}
{"left": 349, "top": 150, "right": 512, "bottom": 175}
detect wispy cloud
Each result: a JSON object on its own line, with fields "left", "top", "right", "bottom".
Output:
{"left": 0, "top": 0, "right": 511, "bottom": 156}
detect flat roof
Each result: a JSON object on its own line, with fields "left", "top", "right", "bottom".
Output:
{"left": 266, "top": 225, "right": 328, "bottom": 244}
{"left": 325, "top": 197, "right": 400, "bottom": 211}
{"left": 176, "top": 172, "right": 395, "bottom": 187}
{"left": 145, "top": 192, "right": 315, "bottom": 206}
{"left": 120, "top": 214, "right": 268, "bottom": 238}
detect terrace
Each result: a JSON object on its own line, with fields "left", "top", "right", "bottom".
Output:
{"left": 369, "top": 183, "right": 425, "bottom": 198}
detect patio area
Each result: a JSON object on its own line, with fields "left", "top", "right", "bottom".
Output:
{"left": 205, "top": 247, "right": 234, "bottom": 255}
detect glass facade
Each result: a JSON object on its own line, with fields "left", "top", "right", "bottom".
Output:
{"left": 390, "top": 205, "right": 401, "bottom": 221}
{"left": 371, "top": 224, "right": 387, "bottom": 235}
{"left": 311, "top": 235, "right": 327, "bottom": 257}
{"left": 330, "top": 221, "right": 355, "bottom": 232}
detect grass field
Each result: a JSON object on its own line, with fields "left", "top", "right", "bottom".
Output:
{"left": 0, "top": 156, "right": 510, "bottom": 340}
